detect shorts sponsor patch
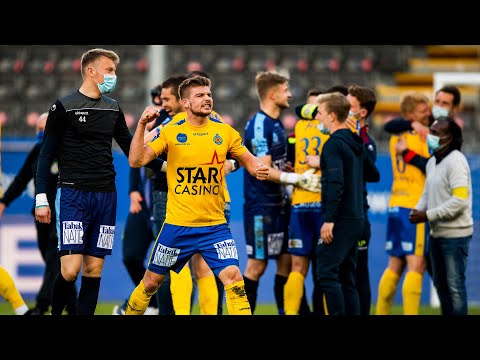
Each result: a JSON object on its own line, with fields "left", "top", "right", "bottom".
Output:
{"left": 214, "top": 239, "right": 238, "bottom": 260}
{"left": 267, "top": 232, "right": 284, "bottom": 256}
{"left": 288, "top": 239, "right": 303, "bottom": 249}
{"left": 246, "top": 245, "right": 253, "bottom": 255}
{"left": 152, "top": 244, "right": 180, "bottom": 267}
{"left": 62, "top": 221, "right": 84, "bottom": 245}
{"left": 401, "top": 242, "right": 413, "bottom": 252}
{"left": 97, "top": 225, "right": 115, "bottom": 249}
{"left": 385, "top": 241, "right": 392, "bottom": 251}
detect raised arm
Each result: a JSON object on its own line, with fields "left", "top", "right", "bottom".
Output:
{"left": 129, "top": 106, "right": 161, "bottom": 168}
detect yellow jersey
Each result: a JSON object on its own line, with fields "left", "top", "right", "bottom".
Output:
{"left": 172, "top": 110, "right": 231, "bottom": 203}
{"left": 291, "top": 119, "right": 328, "bottom": 206}
{"left": 148, "top": 117, "right": 246, "bottom": 226}
{"left": 388, "top": 131, "right": 430, "bottom": 209}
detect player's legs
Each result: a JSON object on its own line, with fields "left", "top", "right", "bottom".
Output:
{"left": 284, "top": 255, "right": 310, "bottom": 315}
{"left": 0, "top": 265, "right": 29, "bottom": 315}
{"left": 170, "top": 261, "right": 193, "bottom": 315}
{"left": 356, "top": 217, "right": 371, "bottom": 315}
{"left": 126, "top": 270, "right": 166, "bottom": 315}
{"left": 192, "top": 253, "right": 219, "bottom": 315}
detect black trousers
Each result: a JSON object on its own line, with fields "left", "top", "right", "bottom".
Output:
{"left": 315, "top": 219, "right": 363, "bottom": 315}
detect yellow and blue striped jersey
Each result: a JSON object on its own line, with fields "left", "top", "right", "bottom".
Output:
{"left": 388, "top": 131, "right": 430, "bottom": 209}
{"left": 148, "top": 117, "right": 246, "bottom": 226}
{"left": 291, "top": 119, "right": 327, "bottom": 205}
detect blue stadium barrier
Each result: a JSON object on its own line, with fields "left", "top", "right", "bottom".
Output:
{"left": 1, "top": 145, "right": 479, "bottom": 307}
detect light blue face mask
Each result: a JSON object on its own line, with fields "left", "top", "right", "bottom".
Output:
{"left": 94, "top": 67, "right": 117, "bottom": 94}
{"left": 426, "top": 133, "right": 440, "bottom": 152}
{"left": 318, "top": 122, "right": 330, "bottom": 135}
{"left": 431, "top": 105, "right": 449, "bottom": 120}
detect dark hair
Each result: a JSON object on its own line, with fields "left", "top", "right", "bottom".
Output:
{"left": 348, "top": 84, "right": 377, "bottom": 118}
{"left": 161, "top": 75, "right": 188, "bottom": 100}
{"left": 436, "top": 85, "right": 461, "bottom": 107}
{"left": 306, "top": 87, "right": 325, "bottom": 99}
{"left": 439, "top": 116, "right": 463, "bottom": 151}
{"left": 178, "top": 75, "right": 211, "bottom": 99}
{"left": 325, "top": 84, "right": 348, "bottom": 96}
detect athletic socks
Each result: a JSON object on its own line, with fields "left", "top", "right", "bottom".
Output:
{"left": 51, "top": 273, "right": 77, "bottom": 316}
{"left": 170, "top": 266, "right": 193, "bottom": 315}
{"left": 225, "top": 280, "right": 251, "bottom": 315}
{"left": 126, "top": 280, "right": 157, "bottom": 315}
{"left": 402, "top": 271, "right": 423, "bottom": 315}
{"left": 375, "top": 268, "right": 400, "bottom": 315}
{"left": 274, "top": 274, "right": 288, "bottom": 315}
{"left": 76, "top": 276, "right": 101, "bottom": 315}
{"left": 0, "top": 266, "right": 28, "bottom": 314}
{"left": 284, "top": 271, "right": 304, "bottom": 315}
{"left": 197, "top": 275, "right": 219, "bottom": 315}
{"left": 243, "top": 276, "right": 258, "bottom": 313}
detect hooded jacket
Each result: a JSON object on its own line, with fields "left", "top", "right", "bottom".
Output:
{"left": 320, "top": 128, "right": 368, "bottom": 223}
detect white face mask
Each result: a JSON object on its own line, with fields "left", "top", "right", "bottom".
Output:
{"left": 318, "top": 122, "right": 330, "bottom": 135}
{"left": 432, "top": 105, "right": 449, "bottom": 120}
{"left": 93, "top": 67, "right": 117, "bottom": 94}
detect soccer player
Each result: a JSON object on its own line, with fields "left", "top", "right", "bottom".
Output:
{"left": 283, "top": 95, "right": 328, "bottom": 315}
{"left": 125, "top": 75, "right": 269, "bottom": 315}
{"left": 35, "top": 48, "right": 165, "bottom": 315}
{"left": 242, "top": 71, "right": 320, "bottom": 315}
{"left": 376, "top": 92, "right": 431, "bottom": 315}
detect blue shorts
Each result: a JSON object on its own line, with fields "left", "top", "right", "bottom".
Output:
{"left": 386, "top": 206, "right": 429, "bottom": 257}
{"left": 147, "top": 222, "right": 239, "bottom": 277}
{"left": 288, "top": 202, "right": 323, "bottom": 257}
{"left": 243, "top": 205, "right": 288, "bottom": 260}
{"left": 55, "top": 187, "right": 117, "bottom": 257}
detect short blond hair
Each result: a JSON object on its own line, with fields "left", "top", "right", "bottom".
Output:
{"left": 400, "top": 92, "right": 429, "bottom": 117}
{"left": 80, "top": 48, "right": 120, "bottom": 77}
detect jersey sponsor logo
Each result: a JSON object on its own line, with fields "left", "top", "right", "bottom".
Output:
{"left": 176, "top": 133, "right": 188, "bottom": 143}
{"left": 193, "top": 132, "right": 208, "bottom": 136}
{"left": 288, "top": 239, "right": 303, "bottom": 249}
{"left": 97, "top": 225, "right": 115, "bottom": 249}
{"left": 62, "top": 221, "right": 84, "bottom": 245}
{"left": 213, "top": 133, "right": 223, "bottom": 145}
{"left": 214, "top": 239, "right": 238, "bottom": 260}
{"left": 267, "top": 232, "right": 284, "bottom": 256}
{"left": 174, "top": 151, "right": 223, "bottom": 196}
{"left": 75, "top": 111, "right": 89, "bottom": 115}
{"left": 152, "top": 244, "right": 180, "bottom": 267}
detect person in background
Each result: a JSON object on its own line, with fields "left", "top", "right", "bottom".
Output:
{"left": 409, "top": 116, "right": 473, "bottom": 315}
{"left": 242, "top": 71, "right": 320, "bottom": 315}
{"left": 0, "top": 112, "right": 77, "bottom": 315}
{"left": 376, "top": 92, "right": 431, "bottom": 315}
{"left": 346, "top": 84, "right": 380, "bottom": 315}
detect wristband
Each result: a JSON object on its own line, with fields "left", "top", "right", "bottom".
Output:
{"left": 280, "top": 172, "right": 298, "bottom": 185}
{"left": 35, "top": 193, "right": 49, "bottom": 208}
{"left": 228, "top": 159, "right": 238, "bottom": 172}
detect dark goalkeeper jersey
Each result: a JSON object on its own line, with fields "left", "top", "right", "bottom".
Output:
{"left": 36, "top": 90, "right": 135, "bottom": 194}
